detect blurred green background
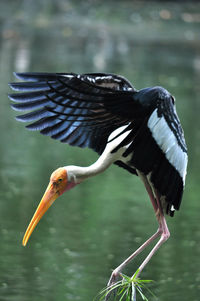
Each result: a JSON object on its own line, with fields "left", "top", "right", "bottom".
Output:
{"left": 0, "top": 1, "right": 200, "bottom": 300}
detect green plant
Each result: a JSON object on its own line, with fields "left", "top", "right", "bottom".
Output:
{"left": 96, "top": 270, "right": 156, "bottom": 301}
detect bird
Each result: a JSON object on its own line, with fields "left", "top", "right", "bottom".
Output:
{"left": 9, "top": 72, "right": 187, "bottom": 288}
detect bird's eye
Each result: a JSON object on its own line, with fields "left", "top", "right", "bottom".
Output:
{"left": 58, "top": 178, "right": 62, "bottom": 183}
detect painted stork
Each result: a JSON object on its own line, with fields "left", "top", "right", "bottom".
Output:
{"left": 9, "top": 72, "right": 187, "bottom": 288}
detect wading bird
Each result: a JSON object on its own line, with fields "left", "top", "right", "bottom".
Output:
{"left": 9, "top": 72, "right": 187, "bottom": 288}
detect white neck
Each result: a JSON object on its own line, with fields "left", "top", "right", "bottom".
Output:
{"left": 65, "top": 150, "right": 117, "bottom": 184}
{"left": 65, "top": 125, "right": 131, "bottom": 184}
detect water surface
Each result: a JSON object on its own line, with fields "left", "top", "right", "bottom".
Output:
{"left": 0, "top": 1, "right": 200, "bottom": 301}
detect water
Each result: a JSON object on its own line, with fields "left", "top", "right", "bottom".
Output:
{"left": 0, "top": 1, "right": 200, "bottom": 300}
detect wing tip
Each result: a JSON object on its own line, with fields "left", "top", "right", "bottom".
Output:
{"left": 25, "top": 123, "right": 38, "bottom": 130}
{"left": 10, "top": 103, "right": 22, "bottom": 111}
{"left": 8, "top": 83, "right": 21, "bottom": 91}
{"left": 15, "top": 115, "right": 26, "bottom": 122}
{"left": 11, "top": 72, "right": 47, "bottom": 82}
{"left": 13, "top": 72, "right": 21, "bottom": 79}
{"left": 12, "top": 72, "right": 29, "bottom": 81}
{"left": 8, "top": 93, "right": 14, "bottom": 101}
{"left": 8, "top": 92, "right": 24, "bottom": 102}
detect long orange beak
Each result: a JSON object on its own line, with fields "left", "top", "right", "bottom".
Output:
{"left": 22, "top": 182, "right": 59, "bottom": 246}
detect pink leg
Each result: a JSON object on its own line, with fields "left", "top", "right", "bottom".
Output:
{"left": 138, "top": 172, "right": 158, "bottom": 213}
{"left": 107, "top": 228, "right": 162, "bottom": 288}
{"left": 134, "top": 178, "right": 170, "bottom": 277}
{"left": 135, "top": 212, "right": 170, "bottom": 278}
{"left": 106, "top": 172, "right": 170, "bottom": 297}
{"left": 107, "top": 172, "right": 161, "bottom": 289}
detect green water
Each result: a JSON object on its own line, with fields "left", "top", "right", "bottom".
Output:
{"left": 0, "top": 1, "right": 200, "bottom": 301}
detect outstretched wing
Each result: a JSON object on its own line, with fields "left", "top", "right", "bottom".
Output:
{"left": 9, "top": 72, "right": 147, "bottom": 154}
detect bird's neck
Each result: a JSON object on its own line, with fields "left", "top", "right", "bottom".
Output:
{"left": 65, "top": 152, "right": 114, "bottom": 184}
{"left": 66, "top": 147, "right": 123, "bottom": 184}
{"left": 66, "top": 125, "right": 131, "bottom": 184}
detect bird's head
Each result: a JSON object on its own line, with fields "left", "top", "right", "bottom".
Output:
{"left": 22, "top": 167, "right": 78, "bottom": 246}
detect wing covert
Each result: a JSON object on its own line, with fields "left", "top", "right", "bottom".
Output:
{"left": 147, "top": 98, "right": 187, "bottom": 181}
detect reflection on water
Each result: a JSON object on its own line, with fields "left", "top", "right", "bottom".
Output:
{"left": 0, "top": 1, "right": 200, "bottom": 301}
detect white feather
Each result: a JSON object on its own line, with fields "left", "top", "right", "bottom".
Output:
{"left": 148, "top": 109, "right": 187, "bottom": 183}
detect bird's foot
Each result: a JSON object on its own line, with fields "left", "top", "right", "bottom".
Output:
{"left": 107, "top": 268, "right": 120, "bottom": 287}
{"left": 105, "top": 271, "right": 138, "bottom": 301}
{"left": 105, "top": 269, "right": 122, "bottom": 300}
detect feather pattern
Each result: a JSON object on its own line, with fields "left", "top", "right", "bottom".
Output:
{"left": 9, "top": 72, "right": 139, "bottom": 153}
{"left": 9, "top": 72, "right": 188, "bottom": 215}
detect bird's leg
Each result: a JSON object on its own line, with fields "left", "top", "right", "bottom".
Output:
{"left": 106, "top": 173, "right": 161, "bottom": 291}
{"left": 134, "top": 210, "right": 170, "bottom": 278}
{"left": 128, "top": 212, "right": 169, "bottom": 301}
{"left": 132, "top": 180, "right": 170, "bottom": 278}
{"left": 138, "top": 172, "right": 158, "bottom": 213}
{"left": 106, "top": 229, "right": 162, "bottom": 288}
{"left": 106, "top": 173, "right": 170, "bottom": 301}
